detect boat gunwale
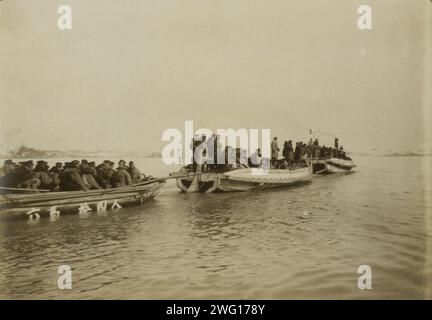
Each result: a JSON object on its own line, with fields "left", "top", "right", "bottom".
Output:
{"left": 0, "top": 181, "right": 165, "bottom": 206}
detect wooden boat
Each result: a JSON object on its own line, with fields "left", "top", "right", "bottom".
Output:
{"left": 0, "top": 180, "right": 165, "bottom": 221}
{"left": 171, "top": 167, "right": 312, "bottom": 192}
{"left": 312, "top": 158, "right": 356, "bottom": 174}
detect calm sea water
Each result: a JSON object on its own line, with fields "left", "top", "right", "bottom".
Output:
{"left": 0, "top": 155, "right": 431, "bottom": 299}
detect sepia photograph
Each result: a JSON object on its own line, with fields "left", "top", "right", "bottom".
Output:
{"left": 0, "top": 0, "right": 431, "bottom": 309}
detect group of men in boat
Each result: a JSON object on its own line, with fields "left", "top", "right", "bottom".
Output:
{"left": 0, "top": 159, "right": 147, "bottom": 192}
{"left": 188, "top": 135, "right": 351, "bottom": 172}
{"left": 271, "top": 137, "right": 351, "bottom": 169}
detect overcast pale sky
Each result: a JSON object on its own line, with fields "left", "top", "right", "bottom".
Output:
{"left": 0, "top": 0, "right": 430, "bottom": 153}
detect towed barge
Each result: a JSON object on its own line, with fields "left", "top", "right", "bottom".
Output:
{"left": 171, "top": 167, "right": 312, "bottom": 193}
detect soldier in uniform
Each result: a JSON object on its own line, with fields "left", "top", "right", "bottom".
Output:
{"left": 1, "top": 160, "right": 16, "bottom": 176}
{"left": 118, "top": 160, "right": 128, "bottom": 170}
{"left": 271, "top": 137, "right": 279, "bottom": 168}
{"left": 96, "top": 160, "right": 115, "bottom": 189}
{"left": 46, "top": 162, "right": 63, "bottom": 191}
{"left": 111, "top": 163, "right": 133, "bottom": 188}
{"left": 33, "top": 160, "right": 54, "bottom": 190}
{"left": 16, "top": 160, "right": 40, "bottom": 189}
{"left": 60, "top": 161, "right": 89, "bottom": 191}
{"left": 49, "top": 162, "right": 63, "bottom": 175}
{"left": 128, "top": 161, "right": 142, "bottom": 183}
{"left": 0, "top": 160, "right": 18, "bottom": 188}
{"left": 80, "top": 159, "right": 102, "bottom": 190}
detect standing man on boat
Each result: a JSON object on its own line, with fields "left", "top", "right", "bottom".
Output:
{"left": 205, "top": 134, "right": 216, "bottom": 170}
{"left": 191, "top": 135, "right": 207, "bottom": 172}
{"left": 288, "top": 140, "right": 294, "bottom": 166}
{"left": 294, "top": 142, "right": 301, "bottom": 163}
{"left": 282, "top": 141, "right": 289, "bottom": 162}
{"left": 190, "top": 135, "right": 200, "bottom": 172}
{"left": 271, "top": 137, "right": 279, "bottom": 168}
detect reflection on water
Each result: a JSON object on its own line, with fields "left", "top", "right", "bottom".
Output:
{"left": 0, "top": 156, "right": 431, "bottom": 299}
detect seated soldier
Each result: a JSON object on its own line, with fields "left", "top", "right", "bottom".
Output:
{"left": 0, "top": 160, "right": 17, "bottom": 188}
{"left": 59, "top": 161, "right": 89, "bottom": 191}
{"left": 128, "top": 161, "right": 142, "bottom": 183}
{"left": 80, "top": 159, "right": 102, "bottom": 190}
{"left": 118, "top": 159, "right": 128, "bottom": 169}
{"left": 16, "top": 160, "right": 40, "bottom": 189}
{"left": 96, "top": 160, "right": 115, "bottom": 189}
{"left": 49, "top": 162, "right": 63, "bottom": 175}
{"left": 111, "top": 163, "right": 133, "bottom": 188}
{"left": 1, "top": 160, "right": 16, "bottom": 176}
{"left": 33, "top": 160, "right": 54, "bottom": 190}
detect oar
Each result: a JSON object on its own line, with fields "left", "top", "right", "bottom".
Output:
{"left": 0, "top": 186, "right": 51, "bottom": 193}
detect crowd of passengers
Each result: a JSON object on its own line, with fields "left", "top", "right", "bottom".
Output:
{"left": 188, "top": 135, "right": 351, "bottom": 172}
{"left": 272, "top": 137, "right": 351, "bottom": 169}
{"left": 0, "top": 159, "right": 149, "bottom": 192}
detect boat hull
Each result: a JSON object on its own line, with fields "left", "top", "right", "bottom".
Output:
{"left": 174, "top": 168, "right": 312, "bottom": 192}
{"left": 176, "top": 173, "right": 220, "bottom": 193}
{"left": 312, "top": 158, "right": 356, "bottom": 174}
{"left": 0, "top": 181, "right": 165, "bottom": 220}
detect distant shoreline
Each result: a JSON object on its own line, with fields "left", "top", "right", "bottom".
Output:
{"left": 0, "top": 154, "right": 163, "bottom": 159}
{"left": 351, "top": 153, "right": 432, "bottom": 157}
{"left": 1, "top": 153, "right": 431, "bottom": 160}
{"left": 1, "top": 146, "right": 430, "bottom": 159}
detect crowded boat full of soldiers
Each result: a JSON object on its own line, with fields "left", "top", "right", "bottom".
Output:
{"left": 0, "top": 159, "right": 149, "bottom": 194}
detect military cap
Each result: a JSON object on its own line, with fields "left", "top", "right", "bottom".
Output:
{"left": 4, "top": 159, "right": 14, "bottom": 165}
{"left": 19, "top": 160, "right": 34, "bottom": 166}
{"left": 70, "top": 160, "right": 80, "bottom": 167}
{"left": 81, "top": 159, "right": 89, "bottom": 164}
